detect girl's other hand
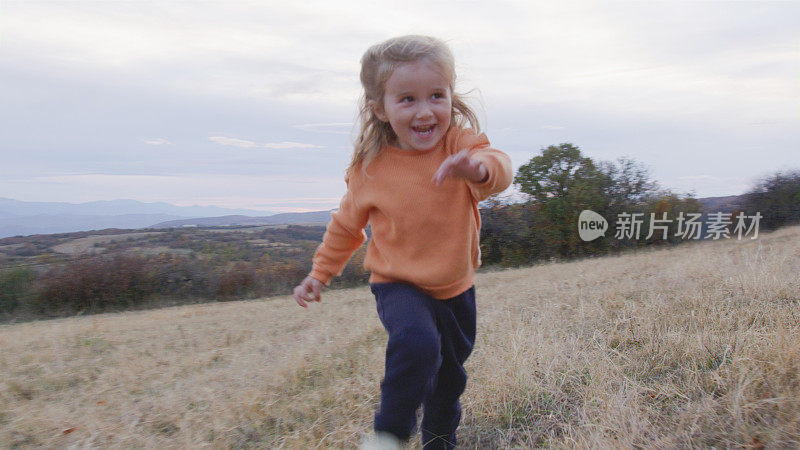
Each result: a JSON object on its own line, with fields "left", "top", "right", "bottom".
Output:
{"left": 293, "top": 276, "right": 325, "bottom": 308}
{"left": 432, "top": 149, "right": 488, "bottom": 186}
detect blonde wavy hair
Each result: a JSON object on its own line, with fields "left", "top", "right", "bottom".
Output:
{"left": 348, "top": 35, "right": 481, "bottom": 177}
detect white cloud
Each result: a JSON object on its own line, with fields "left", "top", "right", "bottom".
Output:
{"left": 293, "top": 123, "right": 353, "bottom": 135}
{"left": 141, "top": 138, "right": 172, "bottom": 145}
{"left": 208, "top": 136, "right": 324, "bottom": 149}
{"left": 208, "top": 137, "right": 258, "bottom": 148}
{"left": 262, "top": 142, "right": 325, "bottom": 149}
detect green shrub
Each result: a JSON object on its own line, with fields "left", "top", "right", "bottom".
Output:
{"left": 0, "top": 266, "right": 36, "bottom": 314}
{"left": 35, "top": 254, "right": 159, "bottom": 316}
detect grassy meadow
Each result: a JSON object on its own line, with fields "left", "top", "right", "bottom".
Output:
{"left": 1, "top": 225, "right": 799, "bottom": 448}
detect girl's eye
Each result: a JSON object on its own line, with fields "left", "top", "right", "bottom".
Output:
{"left": 401, "top": 96, "right": 413, "bottom": 103}
{"left": 432, "top": 93, "right": 444, "bottom": 99}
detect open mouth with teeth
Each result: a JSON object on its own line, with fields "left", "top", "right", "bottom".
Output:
{"left": 412, "top": 124, "right": 436, "bottom": 137}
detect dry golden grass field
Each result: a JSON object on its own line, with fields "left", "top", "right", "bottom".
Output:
{"left": 2, "top": 225, "right": 799, "bottom": 448}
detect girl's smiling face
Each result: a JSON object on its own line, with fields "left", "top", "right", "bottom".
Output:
{"left": 372, "top": 58, "right": 452, "bottom": 151}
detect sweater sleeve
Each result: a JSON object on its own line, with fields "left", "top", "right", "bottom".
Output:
{"left": 308, "top": 176, "right": 369, "bottom": 286}
{"left": 460, "top": 130, "right": 514, "bottom": 202}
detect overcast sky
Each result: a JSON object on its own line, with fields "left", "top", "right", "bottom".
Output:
{"left": 1, "top": 0, "right": 797, "bottom": 214}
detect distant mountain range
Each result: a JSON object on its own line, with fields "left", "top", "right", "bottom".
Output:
{"left": 0, "top": 197, "right": 276, "bottom": 217}
{"left": 150, "top": 211, "right": 334, "bottom": 229}
{"left": 0, "top": 197, "right": 330, "bottom": 238}
{"left": 695, "top": 195, "right": 749, "bottom": 213}
{"left": 0, "top": 194, "right": 749, "bottom": 239}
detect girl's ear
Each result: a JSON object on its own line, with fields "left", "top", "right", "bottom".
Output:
{"left": 369, "top": 99, "right": 388, "bottom": 122}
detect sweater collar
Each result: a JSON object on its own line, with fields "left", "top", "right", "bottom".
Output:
{"left": 384, "top": 128, "right": 452, "bottom": 156}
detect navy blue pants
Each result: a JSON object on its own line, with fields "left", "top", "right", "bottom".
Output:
{"left": 370, "top": 282, "right": 476, "bottom": 450}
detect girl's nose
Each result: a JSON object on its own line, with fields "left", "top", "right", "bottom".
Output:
{"left": 416, "top": 104, "right": 434, "bottom": 119}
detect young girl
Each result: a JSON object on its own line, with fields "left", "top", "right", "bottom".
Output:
{"left": 292, "top": 35, "right": 512, "bottom": 450}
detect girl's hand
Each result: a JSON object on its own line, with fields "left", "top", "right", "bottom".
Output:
{"left": 432, "top": 149, "right": 488, "bottom": 186}
{"left": 293, "top": 276, "right": 325, "bottom": 308}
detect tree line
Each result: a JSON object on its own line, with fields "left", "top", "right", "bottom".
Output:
{"left": 480, "top": 143, "right": 796, "bottom": 266}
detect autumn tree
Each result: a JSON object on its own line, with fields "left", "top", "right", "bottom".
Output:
{"left": 514, "top": 143, "right": 611, "bottom": 256}
{"left": 744, "top": 170, "right": 800, "bottom": 230}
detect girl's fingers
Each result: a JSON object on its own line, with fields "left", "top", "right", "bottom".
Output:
{"left": 433, "top": 150, "right": 473, "bottom": 185}
{"left": 432, "top": 165, "right": 445, "bottom": 185}
{"left": 307, "top": 278, "right": 323, "bottom": 302}
{"left": 434, "top": 165, "right": 451, "bottom": 185}
{"left": 310, "top": 284, "right": 321, "bottom": 302}
{"left": 293, "top": 287, "right": 308, "bottom": 308}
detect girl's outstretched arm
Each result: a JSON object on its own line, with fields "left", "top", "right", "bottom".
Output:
{"left": 432, "top": 129, "right": 513, "bottom": 201}
{"left": 292, "top": 175, "right": 368, "bottom": 308}
{"left": 307, "top": 179, "right": 369, "bottom": 285}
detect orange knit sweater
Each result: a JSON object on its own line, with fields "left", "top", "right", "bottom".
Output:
{"left": 309, "top": 126, "right": 513, "bottom": 299}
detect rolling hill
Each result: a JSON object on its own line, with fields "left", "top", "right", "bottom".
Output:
{"left": 2, "top": 223, "right": 797, "bottom": 447}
